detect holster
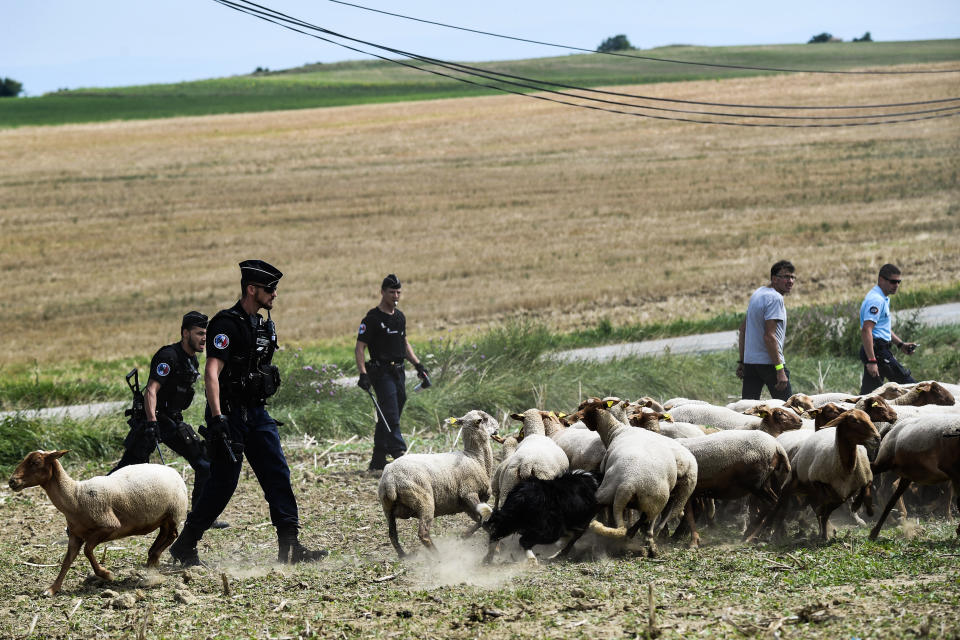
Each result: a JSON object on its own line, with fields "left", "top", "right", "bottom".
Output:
{"left": 176, "top": 421, "right": 206, "bottom": 460}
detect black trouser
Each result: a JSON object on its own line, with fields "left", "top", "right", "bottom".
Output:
{"left": 110, "top": 413, "right": 211, "bottom": 511}
{"left": 183, "top": 405, "right": 298, "bottom": 538}
{"left": 369, "top": 364, "right": 407, "bottom": 468}
{"left": 741, "top": 363, "right": 792, "bottom": 401}
{"left": 859, "top": 339, "right": 915, "bottom": 394}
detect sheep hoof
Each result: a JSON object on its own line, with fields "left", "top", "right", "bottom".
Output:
{"left": 524, "top": 553, "right": 539, "bottom": 567}
{"left": 41, "top": 588, "right": 56, "bottom": 598}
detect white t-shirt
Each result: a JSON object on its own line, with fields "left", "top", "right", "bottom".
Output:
{"left": 744, "top": 286, "right": 786, "bottom": 365}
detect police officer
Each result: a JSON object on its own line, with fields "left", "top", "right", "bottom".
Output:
{"left": 859, "top": 263, "right": 918, "bottom": 394}
{"left": 169, "top": 260, "right": 327, "bottom": 566}
{"left": 109, "top": 312, "right": 227, "bottom": 528}
{"left": 355, "top": 274, "right": 429, "bottom": 471}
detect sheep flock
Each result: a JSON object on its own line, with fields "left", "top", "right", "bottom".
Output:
{"left": 379, "top": 380, "right": 960, "bottom": 563}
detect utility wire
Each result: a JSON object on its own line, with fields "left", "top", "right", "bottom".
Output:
{"left": 325, "top": 0, "right": 960, "bottom": 75}
{"left": 213, "top": 0, "right": 960, "bottom": 127}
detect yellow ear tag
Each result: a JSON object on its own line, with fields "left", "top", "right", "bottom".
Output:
{"left": 606, "top": 400, "right": 615, "bottom": 408}
{"left": 449, "top": 418, "right": 458, "bottom": 424}
{"left": 663, "top": 413, "right": 671, "bottom": 420}
{"left": 548, "top": 411, "right": 556, "bottom": 419}
{"left": 558, "top": 412, "right": 567, "bottom": 418}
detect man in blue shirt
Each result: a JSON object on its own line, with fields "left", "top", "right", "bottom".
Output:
{"left": 737, "top": 260, "right": 795, "bottom": 400}
{"left": 859, "top": 263, "right": 917, "bottom": 394}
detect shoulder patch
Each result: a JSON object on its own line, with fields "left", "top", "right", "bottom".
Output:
{"left": 869, "top": 306, "right": 879, "bottom": 315}
{"left": 358, "top": 322, "right": 366, "bottom": 335}
{"left": 213, "top": 333, "right": 230, "bottom": 349}
{"left": 155, "top": 362, "right": 171, "bottom": 377}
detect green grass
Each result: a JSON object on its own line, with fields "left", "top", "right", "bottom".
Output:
{"left": 2, "top": 40, "right": 958, "bottom": 127}
{"left": 2, "top": 306, "right": 958, "bottom": 468}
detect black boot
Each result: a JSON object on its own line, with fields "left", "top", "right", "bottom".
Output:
{"left": 277, "top": 527, "right": 329, "bottom": 564}
{"left": 169, "top": 524, "right": 205, "bottom": 567}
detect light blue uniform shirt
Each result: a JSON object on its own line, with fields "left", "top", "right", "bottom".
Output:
{"left": 860, "top": 285, "right": 891, "bottom": 341}
{"left": 744, "top": 286, "right": 786, "bottom": 365}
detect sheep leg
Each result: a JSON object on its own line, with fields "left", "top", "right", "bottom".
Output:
{"left": 549, "top": 526, "right": 588, "bottom": 561}
{"left": 744, "top": 478, "right": 796, "bottom": 543}
{"left": 147, "top": 520, "right": 178, "bottom": 567}
{"left": 82, "top": 536, "right": 114, "bottom": 582}
{"left": 386, "top": 513, "right": 407, "bottom": 559}
{"left": 416, "top": 516, "right": 438, "bottom": 554}
{"left": 460, "top": 493, "right": 492, "bottom": 538}
{"left": 815, "top": 501, "right": 842, "bottom": 540}
{"left": 869, "top": 477, "right": 911, "bottom": 540}
{"left": 46, "top": 533, "right": 83, "bottom": 596}
{"left": 682, "top": 501, "right": 700, "bottom": 549}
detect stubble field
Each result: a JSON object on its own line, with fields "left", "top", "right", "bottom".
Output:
{"left": 1, "top": 442, "right": 958, "bottom": 640}
{"left": 1, "top": 63, "right": 959, "bottom": 366}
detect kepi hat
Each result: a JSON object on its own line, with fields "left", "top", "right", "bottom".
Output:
{"left": 239, "top": 259, "right": 283, "bottom": 288}
{"left": 381, "top": 273, "right": 401, "bottom": 290}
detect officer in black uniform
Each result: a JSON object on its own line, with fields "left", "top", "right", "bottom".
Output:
{"left": 109, "top": 312, "right": 227, "bottom": 528}
{"left": 355, "top": 274, "right": 429, "bottom": 471}
{"left": 169, "top": 260, "right": 327, "bottom": 566}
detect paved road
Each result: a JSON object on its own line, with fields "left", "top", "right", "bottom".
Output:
{"left": 5, "top": 303, "right": 959, "bottom": 421}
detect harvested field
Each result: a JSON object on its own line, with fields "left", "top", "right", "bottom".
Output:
{"left": 1, "top": 64, "right": 959, "bottom": 364}
{"left": 1, "top": 441, "right": 957, "bottom": 639}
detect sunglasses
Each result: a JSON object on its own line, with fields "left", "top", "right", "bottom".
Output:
{"left": 881, "top": 276, "right": 902, "bottom": 285}
{"left": 255, "top": 284, "right": 277, "bottom": 294}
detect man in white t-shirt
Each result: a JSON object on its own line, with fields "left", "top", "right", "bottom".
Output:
{"left": 737, "top": 260, "right": 795, "bottom": 400}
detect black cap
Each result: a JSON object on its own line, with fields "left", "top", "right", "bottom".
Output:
{"left": 381, "top": 273, "right": 401, "bottom": 290}
{"left": 239, "top": 260, "right": 283, "bottom": 287}
{"left": 181, "top": 311, "right": 208, "bottom": 330}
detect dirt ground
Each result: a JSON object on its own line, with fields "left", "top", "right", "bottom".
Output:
{"left": 1, "top": 439, "right": 958, "bottom": 639}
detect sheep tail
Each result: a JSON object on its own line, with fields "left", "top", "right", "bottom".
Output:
{"left": 773, "top": 445, "right": 791, "bottom": 474}
{"left": 588, "top": 519, "right": 628, "bottom": 539}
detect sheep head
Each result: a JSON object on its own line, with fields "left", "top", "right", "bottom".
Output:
{"left": 627, "top": 409, "right": 662, "bottom": 433}
{"left": 822, "top": 409, "right": 881, "bottom": 446}
{"left": 637, "top": 396, "right": 665, "bottom": 412}
{"left": 510, "top": 408, "right": 546, "bottom": 437}
{"left": 578, "top": 399, "right": 611, "bottom": 432}
{"left": 807, "top": 403, "right": 845, "bottom": 430}
{"left": 757, "top": 406, "right": 802, "bottom": 436}
{"left": 856, "top": 395, "right": 898, "bottom": 424}
{"left": 451, "top": 410, "right": 499, "bottom": 439}
{"left": 913, "top": 381, "right": 955, "bottom": 406}
{"left": 8, "top": 450, "right": 68, "bottom": 492}
{"left": 784, "top": 393, "right": 815, "bottom": 414}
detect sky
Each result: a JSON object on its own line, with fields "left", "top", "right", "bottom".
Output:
{"left": 4, "top": 0, "right": 959, "bottom": 96}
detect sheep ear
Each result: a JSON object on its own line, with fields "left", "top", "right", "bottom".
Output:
{"left": 547, "top": 411, "right": 556, "bottom": 419}
{"left": 918, "top": 383, "right": 931, "bottom": 391}
{"left": 662, "top": 412, "right": 674, "bottom": 422}
{"left": 509, "top": 413, "right": 524, "bottom": 421}
{"left": 48, "top": 450, "right": 69, "bottom": 460}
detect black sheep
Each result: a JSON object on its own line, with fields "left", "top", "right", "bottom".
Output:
{"left": 482, "top": 469, "right": 601, "bottom": 564}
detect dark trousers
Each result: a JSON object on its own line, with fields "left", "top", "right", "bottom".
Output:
{"left": 184, "top": 405, "right": 299, "bottom": 538}
{"left": 741, "top": 363, "right": 792, "bottom": 401}
{"left": 110, "top": 414, "right": 211, "bottom": 512}
{"left": 370, "top": 367, "right": 407, "bottom": 467}
{"left": 859, "top": 341, "right": 915, "bottom": 394}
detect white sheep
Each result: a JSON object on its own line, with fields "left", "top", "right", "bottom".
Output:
{"left": 726, "top": 393, "right": 814, "bottom": 415}
{"left": 493, "top": 409, "right": 569, "bottom": 506}
{"left": 581, "top": 400, "right": 697, "bottom": 557}
{"left": 490, "top": 434, "right": 520, "bottom": 507}
{"left": 543, "top": 411, "right": 606, "bottom": 472}
{"left": 666, "top": 403, "right": 801, "bottom": 436}
{"left": 378, "top": 409, "right": 499, "bottom": 558}
{"left": 7, "top": 450, "right": 188, "bottom": 596}
{"left": 869, "top": 413, "right": 960, "bottom": 539}
{"left": 746, "top": 409, "right": 880, "bottom": 541}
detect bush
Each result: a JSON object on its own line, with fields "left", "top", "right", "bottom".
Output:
{"left": 0, "top": 77, "right": 23, "bottom": 98}
{"left": 597, "top": 35, "right": 633, "bottom": 53}
{"left": 808, "top": 32, "right": 834, "bottom": 44}
{"left": 853, "top": 32, "right": 873, "bottom": 42}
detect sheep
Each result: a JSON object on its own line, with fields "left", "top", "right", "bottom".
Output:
{"left": 482, "top": 470, "right": 601, "bottom": 565}
{"left": 491, "top": 409, "right": 570, "bottom": 507}
{"left": 581, "top": 400, "right": 697, "bottom": 557}
{"left": 663, "top": 397, "right": 711, "bottom": 410}
{"left": 378, "top": 409, "right": 499, "bottom": 558}
{"left": 673, "top": 430, "right": 791, "bottom": 546}
{"left": 543, "top": 411, "right": 606, "bottom": 472}
{"left": 745, "top": 409, "right": 880, "bottom": 542}
{"left": 666, "top": 403, "right": 801, "bottom": 436}
{"left": 869, "top": 414, "right": 960, "bottom": 539}
{"left": 726, "top": 393, "right": 814, "bottom": 415}
{"left": 7, "top": 450, "right": 187, "bottom": 596}
{"left": 807, "top": 382, "right": 905, "bottom": 408}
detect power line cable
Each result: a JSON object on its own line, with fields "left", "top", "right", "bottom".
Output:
{"left": 213, "top": 0, "right": 960, "bottom": 127}
{"left": 325, "top": 0, "right": 960, "bottom": 75}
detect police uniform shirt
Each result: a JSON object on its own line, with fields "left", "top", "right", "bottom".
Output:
{"left": 148, "top": 342, "right": 199, "bottom": 413}
{"left": 207, "top": 301, "right": 261, "bottom": 395}
{"left": 357, "top": 307, "right": 406, "bottom": 363}
{"left": 860, "top": 285, "right": 892, "bottom": 341}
